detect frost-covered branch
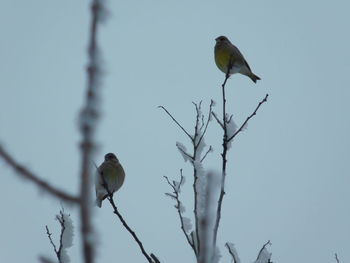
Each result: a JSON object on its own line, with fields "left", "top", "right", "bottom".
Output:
{"left": 164, "top": 172, "right": 195, "bottom": 253}
{"left": 160, "top": 101, "right": 214, "bottom": 258}
{"left": 100, "top": 176, "right": 160, "bottom": 263}
{"left": 46, "top": 227, "right": 58, "bottom": 260}
{"left": 45, "top": 209, "right": 74, "bottom": 263}
{"left": 78, "top": 1, "right": 107, "bottom": 263}
{"left": 255, "top": 240, "right": 272, "bottom": 263}
{"left": 0, "top": 145, "right": 80, "bottom": 204}
{"left": 225, "top": 243, "right": 240, "bottom": 263}
{"left": 198, "top": 172, "right": 220, "bottom": 263}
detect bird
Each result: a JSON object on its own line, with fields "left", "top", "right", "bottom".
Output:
{"left": 214, "top": 36, "right": 260, "bottom": 83}
{"left": 95, "top": 153, "right": 125, "bottom": 208}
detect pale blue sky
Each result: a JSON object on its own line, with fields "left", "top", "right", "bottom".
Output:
{"left": 0, "top": 0, "right": 349, "bottom": 263}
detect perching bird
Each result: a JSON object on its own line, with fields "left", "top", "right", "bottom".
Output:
{"left": 95, "top": 153, "right": 125, "bottom": 208}
{"left": 214, "top": 36, "right": 260, "bottom": 83}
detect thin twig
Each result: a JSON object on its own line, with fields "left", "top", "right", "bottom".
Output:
{"left": 45, "top": 210, "right": 70, "bottom": 263}
{"left": 211, "top": 112, "right": 224, "bottom": 129}
{"left": 212, "top": 64, "right": 231, "bottom": 248}
{"left": 45, "top": 226, "right": 59, "bottom": 260}
{"left": 196, "top": 100, "right": 214, "bottom": 148}
{"left": 176, "top": 144, "right": 194, "bottom": 161}
{"left": 160, "top": 100, "right": 214, "bottom": 257}
{"left": 164, "top": 173, "right": 196, "bottom": 254}
{"left": 107, "top": 194, "right": 157, "bottom": 263}
{"left": 193, "top": 101, "right": 202, "bottom": 144}
{"left": 0, "top": 145, "right": 79, "bottom": 204}
{"left": 256, "top": 240, "right": 271, "bottom": 261}
{"left": 228, "top": 94, "right": 269, "bottom": 142}
{"left": 225, "top": 243, "right": 239, "bottom": 263}
{"left": 200, "top": 146, "right": 212, "bottom": 163}
{"left": 56, "top": 210, "right": 66, "bottom": 260}
{"left": 158, "top": 106, "right": 193, "bottom": 141}
{"left": 99, "top": 174, "right": 158, "bottom": 263}
{"left": 335, "top": 253, "right": 340, "bottom": 263}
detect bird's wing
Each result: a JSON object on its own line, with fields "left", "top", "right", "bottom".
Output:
{"left": 229, "top": 44, "right": 246, "bottom": 64}
{"left": 243, "top": 59, "right": 252, "bottom": 72}
{"left": 230, "top": 44, "right": 253, "bottom": 72}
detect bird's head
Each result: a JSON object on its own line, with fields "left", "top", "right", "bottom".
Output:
{"left": 104, "top": 153, "right": 118, "bottom": 162}
{"left": 215, "top": 36, "right": 229, "bottom": 44}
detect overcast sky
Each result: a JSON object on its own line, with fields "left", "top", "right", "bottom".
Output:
{"left": 0, "top": 0, "right": 349, "bottom": 263}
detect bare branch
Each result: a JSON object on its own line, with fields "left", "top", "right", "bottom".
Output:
{"left": 212, "top": 66, "right": 231, "bottom": 248}
{"left": 200, "top": 146, "right": 212, "bottom": 163}
{"left": 211, "top": 112, "right": 224, "bottom": 129}
{"left": 0, "top": 145, "right": 80, "bottom": 204}
{"left": 228, "top": 94, "right": 269, "bottom": 142}
{"left": 45, "top": 226, "right": 59, "bottom": 260}
{"left": 158, "top": 105, "right": 193, "bottom": 141}
{"left": 100, "top": 174, "right": 159, "bottom": 263}
{"left": 150, "top": 254, "right": 161, "bottom": 263}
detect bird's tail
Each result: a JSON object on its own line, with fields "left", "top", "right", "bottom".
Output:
{"left": 248, "top": 72, "right": 261, "bottom": 83}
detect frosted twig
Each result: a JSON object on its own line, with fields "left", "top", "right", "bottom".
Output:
{"left": 56, "top": 210, "right": 67, "bottom": 261}
{"left": 196, "top": 100, "right": 214, "bottom": 148}
{"left": 198, "top": 173, "right": 216, "bottom": 263}
{"left": 45, "top": 209, "right": 73, "bottom": 263}
{"left": 176, "top": 144, "right": 194, "bottom": 161}
{"left": 45, "top": 226, "right": 59, "bottom": 261}
{"left": 161, "top": 100, "right": 214, "bottom": 257}
{"left": 228, "top": 94, "right": 269, "bottom": 142}
{"left": 0, "top": 145, "right": 79, "bottom": 204}
{"left": 256, "top": 240, "right": 272, "bottom": 262}
{"left": 78, "top": 0, "right": 107, "bottom": 262}
{"left": 158, "top": 106, "right": 193, "bottom": 141}
{"left": 164, "top": 172, "right": 196, "bottom": 254}
{"left": 225, "top": 243, "right": 239, "bottom": 263}
{"left": 193, "top": 101, "right": 202, "bottom": 142}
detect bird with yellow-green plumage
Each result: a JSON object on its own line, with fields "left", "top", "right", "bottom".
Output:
{"left": 214, "top": 36, "right": 260, "bottom": 83}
